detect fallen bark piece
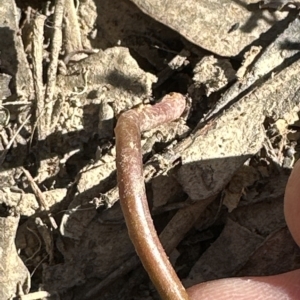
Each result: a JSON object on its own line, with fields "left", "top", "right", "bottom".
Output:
{"left": 130, "top": 0, "right": 289, "bottom": 56}
{"left": 201, "top": 15, "right": 300, "bottom": 123}
{"left": 0, "top": 74, "right": 12, "bottom": 100}
{"left": 0, "top": 215, "right": 30, "bottom": 299}
{"left": 0, "top": 188, "right": 67, "bottom": 216}
{"left": 185, "top": 195, "right": 288, "bottom": 286}
{"left": 0, "top": 0, "right": 33, "bottom": 100}
{"left": 236, "top": 227, "right": 300, "bottom": 276}
{"left": 54, "top": 46, "right": 156, "bottom": 134}
{"left": 177, "top": 44, "right": 300, "bottom": 201}
{"left": 184, "top": 218, "right": 264, "bottom": 287}
{"left": 115, "top": 92, "right": 188, "bottom": 300}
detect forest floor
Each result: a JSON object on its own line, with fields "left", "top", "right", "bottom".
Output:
{"left": 1, "top": 0, "right": 300, "bottom": 299}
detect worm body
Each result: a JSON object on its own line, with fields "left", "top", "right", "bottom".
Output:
{"left": 115, "top": 93, "right": 189, "bottom": 300}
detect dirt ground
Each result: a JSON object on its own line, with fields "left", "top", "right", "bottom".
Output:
{"left": 1, "top": 0, "right": 300, "bottom": 299}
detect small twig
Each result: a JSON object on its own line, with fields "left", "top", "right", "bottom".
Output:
{"left": 44, "top": 0, "right": 65, "bottom": 135}
{"left": 153, "top": 49, "right": 190, "bottom": 89}
{"left": 59, "top": 148, "right": 81, "bottom": 164}
{"left": 115, "top": 92, "right": 189, "bottom": 300}
{"left": 21, "top": 167, "right": 58, "bottom": 230}
{"left": 85, "top": 255, "right": 140, "bottom": 299}
{"left": 62, "top": 48, "right": 99, "bottom": 65}
{"left": 0, "top": 114, "right": 31, "bottom": 166}
{"left": 35, "top": 217, "right": 54, "bottom": 264}
{"left": 2, "top": 101, "right": 32, "bottom": 106}
{"left": 63, "top": 0, "right": 82, "bottom": 53}
{"left": 32, "top": 13, "right": 47, "bottom": 140}
{"left": 30, "top": 255, "right": 48, "bottom": 278}
{"left": 25, "top": 226, "right": 42, "bottom": 263}
{"left": 160, "top": 197, "right": 215, "bottom": 254}
{"left": 18, "top": 290, "right": 52, "bottom": 300}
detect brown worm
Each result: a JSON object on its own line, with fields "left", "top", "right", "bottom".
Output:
{"left": 115, "top": 92, "right": 189, "bottom": 300}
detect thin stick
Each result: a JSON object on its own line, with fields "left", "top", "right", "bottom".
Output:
{"left": 21, "top": 167, "right": 58, "bottom": 230}
{"left": 0, "top": 114, "right": 31, "bottom": 166}
{"left": 25, "top": 226, "right": 42, "bottom": 263}
{"left": 32, "top": 13, "right": 48, "bottom": 140}
{"left": 63, "top": 0, "right": 82, "bottom": 54}
{"left": 115, "top": 92, "right": 189, "bottom": 300}
{"left": 18, "top": 290, "right": 52, "bottom": 300}
{"left": 85, "top": 256, "right": 140, "bottom": 299}
{"left": 44, "top": 0, "right": 65, "bottom": 135}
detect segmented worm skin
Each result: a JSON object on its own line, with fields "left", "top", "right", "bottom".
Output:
{"left": 115, "top": 93, "right": 189, "bottom": 300}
